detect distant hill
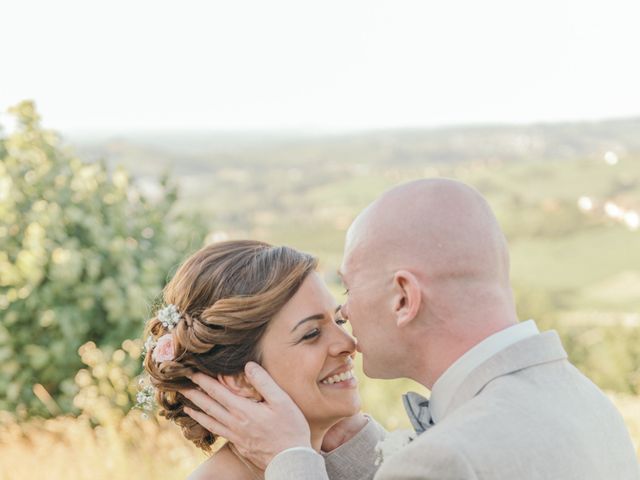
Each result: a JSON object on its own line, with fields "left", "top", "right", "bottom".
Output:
{"left": 66, "top": 117, "right": 640, "bottom": 176}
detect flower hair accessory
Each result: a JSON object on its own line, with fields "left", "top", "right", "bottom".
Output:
{"left": 134, "top": 376, "right": 156, "bottom": 417}
{"left": 142, "top": 335, "right": 156, "bottom": 357}
{"left": 158, "top": 304, "right": 181, "bottom": 329}
{"left": 134, "top": 304, "right": 181, "bottom": 417}
{"left": 152, "top": 334, "right": 175, "bottom": 362}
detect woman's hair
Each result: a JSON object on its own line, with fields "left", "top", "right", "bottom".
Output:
{"left": 143, "top": 240, "right": 317, "bottom": 451}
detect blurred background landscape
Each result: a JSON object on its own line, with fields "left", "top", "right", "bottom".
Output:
{"left": 2, "top": 0, "right": 640, "bottom": 478}
{"left": 1, "top": 102, "right": 638, "bottom": 479}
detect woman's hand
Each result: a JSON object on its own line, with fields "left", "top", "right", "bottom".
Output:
{"left": 321, "top": 412, "right": 369, "bottom": 452}
{"left": 181, "top": 362, "right": 311, "bottom": 469}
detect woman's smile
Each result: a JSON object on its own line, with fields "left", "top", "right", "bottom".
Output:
{"left": 319, "top": 363, "right": 358, "bottom": 387}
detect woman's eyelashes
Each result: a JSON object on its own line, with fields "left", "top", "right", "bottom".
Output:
{"left": 299, "top": 317, "right": 349, "bottom": 342}
{"left": 301, "top": 328, "right": 321, "bottom": 341}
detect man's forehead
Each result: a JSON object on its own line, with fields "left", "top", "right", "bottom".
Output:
{"left": 344, "top": 225, "right": 357, "bottom": 253}
{"left": 337, "top": 259, "right": 348, "bottom": 279}
{"left": 342, "top": 201, "right": 378, "bottom": 273}
{"left": 346, "top": 201, "right": 376, "bottom": 242}
{"left": 339, "top": 241, "right": 361, "bottom": 279}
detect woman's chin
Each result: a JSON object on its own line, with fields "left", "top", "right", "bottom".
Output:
{"left": 325, "top": 395, "right": 362, "bottom": 419}
{"left": 311, "top": 409, "right": 361, "bottom": 430}
{"left": 305, "top": 393, "right": 361, "bottom": 426}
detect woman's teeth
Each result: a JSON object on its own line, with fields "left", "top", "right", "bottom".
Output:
{"left": 321, "top": 369, "right": 354, "bottom": 385}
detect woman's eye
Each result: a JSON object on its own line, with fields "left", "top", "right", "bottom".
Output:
{"left": 302, "top": 329, "right": 320, "bottom": 341}
{"left": 335, "top": 318, "right": 348, "bottom": 326}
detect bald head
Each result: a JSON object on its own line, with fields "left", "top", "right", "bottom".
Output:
{"left": 345, "top": 178, "right": 510, "bottom": 287}
{"left": 341, "top": 178, "right": 518, "bottom": 385}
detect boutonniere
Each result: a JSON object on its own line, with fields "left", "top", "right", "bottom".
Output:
{"left": 374, "top": 429, "right": 416, "bottom": 466}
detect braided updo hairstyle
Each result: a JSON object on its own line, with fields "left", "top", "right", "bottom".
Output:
{"left": 143, "top": 240, "right": 317, "bottom": 451}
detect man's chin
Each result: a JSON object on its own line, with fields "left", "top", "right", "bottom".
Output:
{"left": 362, "top": 360, "right": 395, "bottom": 380}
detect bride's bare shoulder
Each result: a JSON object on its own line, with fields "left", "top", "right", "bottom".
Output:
{"left": 187, "top": 445, "right": 249, "bottom": 480}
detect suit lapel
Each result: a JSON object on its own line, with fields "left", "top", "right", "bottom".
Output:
{"left": 442, "top": 331, "right": 568, "bottom": 419}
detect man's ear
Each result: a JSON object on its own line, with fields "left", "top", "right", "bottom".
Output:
{"left": 217, "top": 373, "right": 263, "bottom": 402}
{"left": 391, "top": 270, "right": 422, "bottom": 328}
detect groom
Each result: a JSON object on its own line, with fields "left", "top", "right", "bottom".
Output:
{"left": 183, "top": 179, "right": 639, "bottom": 479}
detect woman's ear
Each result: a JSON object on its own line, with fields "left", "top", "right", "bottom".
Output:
{"left": 217, "top": 373, "right": 263, "bottom": 402}
{"left": 391, "top": 270, "right": 422, "bottom": 328}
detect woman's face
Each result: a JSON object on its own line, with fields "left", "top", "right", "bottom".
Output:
{"left": 259, "top": 272, "right": 360, "bottom": 430}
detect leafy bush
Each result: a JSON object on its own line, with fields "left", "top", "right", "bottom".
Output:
{"left": 0, "top": 101, "right": 206, "bottom": 416}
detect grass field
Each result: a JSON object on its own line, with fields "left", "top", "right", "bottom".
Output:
{"left": 1, "top": 387, "right": 637, "bottom": 480}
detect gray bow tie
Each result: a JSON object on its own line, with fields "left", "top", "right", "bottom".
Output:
{"left": 402, "top": 391, "right": 434, "bottom": 434}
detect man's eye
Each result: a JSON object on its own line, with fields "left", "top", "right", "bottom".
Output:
{"left": 302, "top": 329, "right": 320, "bottom": 341}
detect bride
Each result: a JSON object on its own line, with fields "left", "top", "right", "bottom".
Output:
{"left": 142, "top": 240, "right": 378, "bottom": 479}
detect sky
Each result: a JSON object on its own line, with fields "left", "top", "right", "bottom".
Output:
{"left": 1, "top": 0, "right": 640, "bottom": 132}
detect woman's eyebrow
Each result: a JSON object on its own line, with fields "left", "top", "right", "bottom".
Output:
{"left": 290, "top": 306, "right": 342, "bottom": 333}
{"left": 290, "top": 314, "right": 324, "bottom": 333}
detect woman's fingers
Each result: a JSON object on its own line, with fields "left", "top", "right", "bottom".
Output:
{"left": 180, "top": 387, "right": 235, "bottom": 426}
{"left": 188, "top": 372, "right": 255, "bottom": 411}
{"left": 244, "top": 362, "right": 289, "bottom": 405}
{"left": 183, "top": 367, "right": 312, "bottom": 467}
{"left": 183, "top": 406, "right": 241, "bottom": 445}
{"left": 189, "top": 365, "right": 291, "bottom": 411}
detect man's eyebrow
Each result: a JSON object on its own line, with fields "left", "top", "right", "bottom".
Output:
{"left": 290, "top": 306, "right": 343, "bottom": 333}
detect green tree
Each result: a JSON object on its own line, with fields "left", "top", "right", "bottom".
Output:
{"left": 0, "top": 101, "right": 206, "bottom": 416}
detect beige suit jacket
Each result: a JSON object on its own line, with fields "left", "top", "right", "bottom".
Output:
{"left": 266, "top": 331, "right": 640, "bottom": 480}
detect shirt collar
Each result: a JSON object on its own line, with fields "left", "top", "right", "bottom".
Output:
{"left": 429, "top": 319, "right": 540, "bottom": 424}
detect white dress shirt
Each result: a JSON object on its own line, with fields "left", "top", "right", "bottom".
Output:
{"left": 429, "top": 319, "right": 540, "bottom": 424}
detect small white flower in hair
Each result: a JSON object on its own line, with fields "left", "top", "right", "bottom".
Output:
{"left": 134, "top": 381, "right": 156, "bottom": 415}
{"left": 158, "top": 304, "right": 181, "bottom": 329}
{"left": 142, "top": 335, "right": 156, "bottom": 357}
{"left": 152, "top": 334, "right": 175, "bottom": 363}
